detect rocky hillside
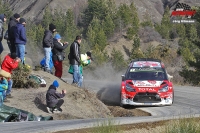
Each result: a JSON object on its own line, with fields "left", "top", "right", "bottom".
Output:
{"left": 6, "top": 0, "right": 200, "bottom": 23}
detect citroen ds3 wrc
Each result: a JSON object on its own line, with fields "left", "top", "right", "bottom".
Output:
{"left": 120, "top": 58, "right": 174, "bottom": 107}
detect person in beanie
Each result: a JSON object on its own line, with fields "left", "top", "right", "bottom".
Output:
{"left": 0, "top": 14, "right": 7, "bottom": 54}
{"left": 8, "top": 13, "right": 20, "bottom": 54}
{"left": 46, "top": 80, "right": 66, "bottom": 113}
{"left": 42, "top": 23, "right": 56, "bottom": 73}
{"left": 1, "top": 53, "right": 21, "bottom": 102}
{"left": 69, "top": 35, "right": 82, "bottom": 87}
{"left": 14, "top": 18, "right": 27, "bottom": 64}
{"left": 52, "top": 33, "right": 68, "bottom": 78}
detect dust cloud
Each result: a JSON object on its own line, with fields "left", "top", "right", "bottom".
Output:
{"left": 83, "top": 63, "right": 126, "bottom": 106}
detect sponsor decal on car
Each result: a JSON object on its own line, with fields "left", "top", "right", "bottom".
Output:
{"left": 133, "top": 61, "right": 161, "bottom": 68}
{"left": 138, "top": 88, "right": 156, "bottom": 91}
{"left": 133, "top": 80, "right": 163, "bottom": 87}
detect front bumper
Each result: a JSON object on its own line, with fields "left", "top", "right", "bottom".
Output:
{"left": 121, "top": 97, "right": 173, "bottom": 106}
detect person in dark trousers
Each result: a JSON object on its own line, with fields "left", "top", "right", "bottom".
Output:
{"left": 69, "top": 35, "right": 82, "bottom": 86}
{"left": 52, "top": 33, "right": 68, "bottom": 78}
{"left": 0, "top": 14, "right": 7, "bottom": 55}
{"left": 14, "top": 18, "right": 26, "bottom": 64}
{"left": 8, "top": 13, "right": 20, "bottom": 54}
{"left": 4, "top": 30, "right": 11, "bottom": 53}
{"left": 46, "top": 80, "right": 66, "bottom": 113}
{"left": 43, "top": 23, "right": 56, "bottom": 73}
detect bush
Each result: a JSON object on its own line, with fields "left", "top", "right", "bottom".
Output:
{"left": 12, "top": 64, "right": 39, "bottom": 88}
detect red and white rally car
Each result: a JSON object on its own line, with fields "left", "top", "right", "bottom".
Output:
{"left": 120, "top": 58, "right": 174, "bottom": 107}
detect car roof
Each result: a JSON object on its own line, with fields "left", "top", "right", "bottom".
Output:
{"left": 130, "top": 58, "right": 161, "bottom": 63}
{"left": 129, "top": 58, "right": 164, "bottom": 68}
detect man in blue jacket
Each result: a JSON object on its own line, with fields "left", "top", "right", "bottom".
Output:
{"left": 14, "top": 18, "right": 26, "bottom": 64}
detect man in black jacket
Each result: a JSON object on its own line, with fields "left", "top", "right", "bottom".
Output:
{"left": 69, "top": 35, "right": 82, "bottom": 87}
{"left": 46, "top": 80, "right": 66, "bottom": 113}
{"left": 8, "top": 13, "right": 20, "bottom": 54}
{"left": 42, "top": 23, "right": 56, "bottom": 73}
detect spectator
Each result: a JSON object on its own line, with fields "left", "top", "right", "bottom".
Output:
{"left": 14, "top": 18, "right": 27, "bottom": 64}
{"left": 42, "top": 23, "right": 56, "bottom": 73}
{"left": 0, "top": 53, "right": 21, "bottom": 102}
{"left": 0, "top": 14, "right": 7, "bottom": 55}
{"left": 46, "top": 80, "right": 66, "bottom": 113}
{"left": 69, "top": 35, "right": 82, "bottom": 86}
{"left": 52, "top": 33, "right": 68, "bottom": 78}
{"left": 0, "top": 77, "right": 8, "bottom": 105}
{"left": 8, "top": 13, "right": 20, "bottom": 54}
{"left": 68, "top": 51, "right": 93, "bottom": 87}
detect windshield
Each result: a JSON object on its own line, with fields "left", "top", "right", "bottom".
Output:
{"left": 126, "top": 67, "right": 167, "bottom": 80}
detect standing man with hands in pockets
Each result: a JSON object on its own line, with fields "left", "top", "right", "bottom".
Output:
{"left": 68, "top": 35, "right": 82, "bottom": 87}
{"left": 43, "top": 23, "right": 56, "bottom": 73}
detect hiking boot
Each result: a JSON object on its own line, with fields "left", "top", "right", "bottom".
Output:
{"left": 6, "top": 94, "right": 13, "bottom": 98}
{"left": 3, "top": 98, "right": 10, "bottom": 103}
{"left": 53, "top": 108, "right": 62, "bottom": 113}
{"left": 46, "top": 107, "right": 53, "bottom": 114}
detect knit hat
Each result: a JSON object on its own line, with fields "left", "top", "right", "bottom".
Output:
{"left": 52, "top": 80, "right": 59, "bottom": 88}
{"left": 49, "top": 23, "right": 56, "bottom": 31}
{"left": 54, "top": 34, "right": 61, "bottom": 39}
{"left": 19, "top": 18, "right": 26, "bottom": 24}
{"left": 10, "top": 53, "right": 17, "bottom": 59}
{"left": 13, "top": 13, "right": 20, "bottom": 19}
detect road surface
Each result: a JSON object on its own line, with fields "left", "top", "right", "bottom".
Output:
{"left": 1, "top": 79, "right": 200, "bottom": 133}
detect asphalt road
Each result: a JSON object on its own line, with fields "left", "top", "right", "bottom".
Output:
{"left": 1, "top": 79, "right": 200, "bottom": 133}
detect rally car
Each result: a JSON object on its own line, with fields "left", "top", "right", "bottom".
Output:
{"left": 120, "top": 58, "right": 174, "bottom": 107}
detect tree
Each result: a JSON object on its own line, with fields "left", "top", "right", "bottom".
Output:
{"left": 129, "top": 36, "right": 144, "bottom": 60}
{"left": 42, "top": 7, "right": 52, "bottom": 29}
{"left": 111, "top": 48, "right": 127, "bottom": 70}
{"left": 96, "top": 28, "right": 107, "bottom": 51}
{"left": 82, "top": 0, "right": 109, "bottom": 27}
{"left": 123, "top": 2, "right": 140, "bottom": 40}
{"left": 64, "top": 9, "right": 79, "bottom": 42}
{"left": 117, "top": 4, "right": 131, "bottom": 26}
{"left": 156, "top": 7, "right": 171, "bottom": 39}
{"left": 102, "top": 14, "right": 115, "bottom": 37}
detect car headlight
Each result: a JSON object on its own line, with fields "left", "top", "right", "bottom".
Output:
{"left": 126, "top": 84, "right": 136, "bottom": 92}
{"left": 158, "top": 85, "right": 169, "bottom": 92}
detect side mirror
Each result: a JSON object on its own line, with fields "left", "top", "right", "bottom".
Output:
{"left": 121, "top": 75, "right": 125, "bottom": 81}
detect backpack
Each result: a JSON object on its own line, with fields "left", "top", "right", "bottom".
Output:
{"left": 29, "top": 75, "right": 46, "bottom": 87}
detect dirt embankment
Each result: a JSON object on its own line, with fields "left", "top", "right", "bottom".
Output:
{"left": 4, "top": 70, "right": 150, "bottom": 120}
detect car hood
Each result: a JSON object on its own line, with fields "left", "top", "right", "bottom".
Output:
{"left": 132, "top": 80, "right": 164, "bottom": 87}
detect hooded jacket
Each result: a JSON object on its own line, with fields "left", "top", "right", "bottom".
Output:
{"left": 8, "top": 16, "right": 18, "bottom": 40}
{"left": 46, "top": 85, "right": 65, "bottom": 108}
{"left": 43, "top": 30, "right": 54, "bottom": 48}
{"left": 1, "top": 54, "right": 19, "bottom": 74}
{"left": 14, "top": 23, "right": 27, "bottom": 44}
{"left": 52, "top": 39, "right": 68, "bottom": 61}
{"left": 0, "top": 14, "right": 4, "bottom": 41}
{"left": 69, "top": 40, "right": 80, "bottom": 65}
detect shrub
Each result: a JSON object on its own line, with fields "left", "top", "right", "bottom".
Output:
{"left": 12, "top": 64, "right": 39, "bottom": 88}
